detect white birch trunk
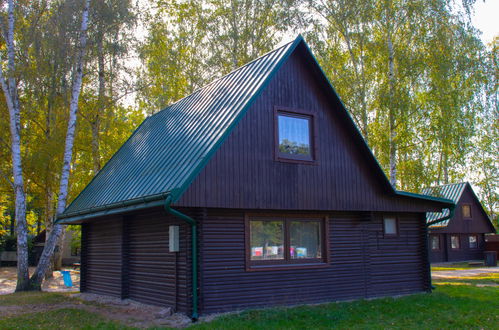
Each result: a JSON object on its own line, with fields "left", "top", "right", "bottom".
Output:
{"left": 92, "top": 34, "right": 105, "bottom": 174}
{"left": 30, "top": 0, "right": 91, "bottom": 289}
{"left": 387, "top": 34, "right": 397, "bottom": 188}
{"left": 0, "top": 0, "right": 30, "bottom": 291}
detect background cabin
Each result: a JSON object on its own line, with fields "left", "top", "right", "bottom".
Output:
{"left": 58, "top": 36, "right": 453, "bottom": 318}
{"left": 423, "top": 182, "right": 496, "bottom": 263}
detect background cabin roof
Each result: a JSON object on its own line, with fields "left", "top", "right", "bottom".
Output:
{"left": 423, "top": 182, "right": 486, "bottom": 228}
{"left": 58, "top": 36, "right": 453, "bottom": 223}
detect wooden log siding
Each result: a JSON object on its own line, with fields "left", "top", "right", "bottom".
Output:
{"left": 80, "top": 208, "right": 193, "bottom": 314}
{"left": 80, "top": 223, "right": 89, "bottom": 292}
{"left": 83, "top": 217, "right": 123, "bottom": 297}
{"left": 176, "top": 47, "right": 442, "bottom": 214}
{"left": 198, "top": 209, "right": 429, "bottom": 314}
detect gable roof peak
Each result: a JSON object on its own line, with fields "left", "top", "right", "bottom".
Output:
{"left": 57, "top": 35, "right": 453, "bottom": 224}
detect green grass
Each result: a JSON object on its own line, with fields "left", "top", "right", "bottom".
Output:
{"left": 0, "top": 291, "right": 74, "bottom": 306}
{"left": 0, "top": 308, "right": 128, "bottom": 330}
{"left": 0, "top": 284, "right": 498, "bottom": 329}
{"left": 192, "top": 285, "right": 499, "bottom": 329}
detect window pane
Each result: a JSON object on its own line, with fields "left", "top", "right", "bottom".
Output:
{"left": 451, "top": 235, "right": 460, "bottom": 249}
{"left": 384, "top": 218, "right": 397, "bottom": 235}
{"left": 250, "top": 221, "right": 284, "bottom": 260}
{"left": 469, "top": 235, "right": 477, "bottom": 248}
{"left": 290, "top": 221, "right": 321, "bottom": 259}
{"left": 278, "top": 115, "right": 311, "bottom": 156}
{"left": 431, "top": 235, "right": 440, "bottom": 250}
{"left": 462, "top": 205, "right": 471, "bottom": 218}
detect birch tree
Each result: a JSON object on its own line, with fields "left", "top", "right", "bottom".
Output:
{"left": 305, "top": 0, "right": 375, "bottom": 142}
{"left": 30, "top": 0, "right": 91, "bottom": 289}
{"left": 0, "top": 0, "right": 91, "bottom": 290}
{"left": 0, "top": 0, "right": 30, "bottom": 291}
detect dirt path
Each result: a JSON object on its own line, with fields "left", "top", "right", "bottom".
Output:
{"left": 0, "top": 267, "right": 79, "bottom": 295}
{"left": 432, "top": 266, "right": 499, "bottom": 279}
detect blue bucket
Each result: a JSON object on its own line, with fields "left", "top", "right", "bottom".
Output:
{"left": 60, "top": 270, "right": 73, "bottom": 287}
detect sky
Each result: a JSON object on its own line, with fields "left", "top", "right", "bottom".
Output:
{"left": 471, "top": 0, "right": 499, "bottom": 45}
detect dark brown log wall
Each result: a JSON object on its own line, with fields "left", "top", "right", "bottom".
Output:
{"left": 81, "top": 208, "right": 193, "bottom": 313}
{"left": 176, "top": 47, "right": 443, "bottom": 213}
{"left": 198, "top": 209, "right": 429, "bottom": 314}
{"left": 83, "top": 217, "right": 123, "bottom": 297}
{"left": 429, "top": 233, "right": 486, "bottom": 263}
{"left": 428, "top": 185, "right": 494, "bottom": 263}
{"left": 428, "top": 234, "right": 446, "bottom": 263}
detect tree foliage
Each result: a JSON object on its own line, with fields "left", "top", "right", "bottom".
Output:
{"left": 0, "top": 0, "right": 144, "bottom": 288}
{"left": 302, "top": 0, "right": 496, "bottom": 218}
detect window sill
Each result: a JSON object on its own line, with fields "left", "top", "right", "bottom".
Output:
{"left": 275, "top": 156, "right": 317, "bottom": 165}
{"left": 246, "top": 262, "right": 329, "bottom": 272}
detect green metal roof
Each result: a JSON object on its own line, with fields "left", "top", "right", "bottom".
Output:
{"left": 58, "top": 35, "right": 454, "bottom": 223}
{"left": 60, "top": 37, "right": 299, "bottom": 220}
{"left": 422, "top": 182, "right": 467, "bottom": 227}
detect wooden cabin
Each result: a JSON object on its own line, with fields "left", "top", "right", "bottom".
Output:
{"left": 422, "top": 182, "right": 496, "bottom": 263}
{"left": 57, "top": 36, "right": 453, "bottom": 319}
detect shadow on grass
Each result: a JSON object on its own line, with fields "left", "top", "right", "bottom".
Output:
{"left": 190, "top": 286, "right": 499, "bottom": 329}
{"left": 0, "top": 308, "right": 128, "bottom": 330}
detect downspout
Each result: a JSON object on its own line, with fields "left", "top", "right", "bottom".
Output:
{"left": 426, "top": 204, "right": 456, "bottom": 290}
{"left": 427, "top": 205, "right": 455, "bottom": 227}
{"left": 164, "top": 195, "right": 198, "bottom": 322}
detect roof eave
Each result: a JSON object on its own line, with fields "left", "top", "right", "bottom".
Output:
{"left": 394, "top": 190, "right": 455, "bottom": 207}
{"left": 56, "top": 193, "right": 170, "bottom": 224}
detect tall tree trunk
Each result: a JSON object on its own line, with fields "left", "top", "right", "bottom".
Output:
{"left": 443, "top": 152, "right": 449, "bottom": 184}
{"left": 0, "top": 0, "right": 30, "bottom": 291}
{"left": 44, "top": 187, "right": 55, "bottom": 279}
{"left": 30, "top": 0, "right": 91, "bottom": 289}
{"left": 387, "top": 34, "right": 397, "bottom": 188}
{"left": 92, "top": 34, "right": 105, "bottom": 174}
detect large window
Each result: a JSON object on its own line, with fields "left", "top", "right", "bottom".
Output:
{"left": 430, "top": 235, "right": 440, "bottom": 250}
{"left": 469, "top": 235, "right": 478, "bottom": 249}
{"left": 247, "top": 215, "right": 326, "bottom": 269}
{"left": 451, "top": 235, "right": 460, "bottom": 250}
{"left": 462, "top": 204, "right": 472, "bottom": 218}
{"left": 276, "top": 109, "right": 314, "bottom": 162}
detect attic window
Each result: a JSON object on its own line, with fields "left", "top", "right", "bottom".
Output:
{"left": 462, "top": 204, "right": 471, "bottom": 218}
{"left": 276, "top": 109, "right": 314, "bottom": 162}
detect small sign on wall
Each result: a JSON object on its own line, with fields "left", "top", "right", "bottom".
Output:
{"left": 169, "top": 225, "right": 179, "bottom": 252}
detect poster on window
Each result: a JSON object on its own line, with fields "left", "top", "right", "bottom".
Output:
{"left": 252, "top": 247, "right": 263, "bottom": 257}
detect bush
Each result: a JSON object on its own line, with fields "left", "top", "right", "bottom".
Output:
{"left": 0, "top": 234, "right": 37, "bottom": 265}
{"left": 0, "top": 235, "right": 17, "bottom": 251}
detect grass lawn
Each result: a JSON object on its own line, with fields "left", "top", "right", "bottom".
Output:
{"left": 191, "top": 285, "right": 499, "bottom": 329}
{"left": 0, "top": 282, "right": 497, "bottom": 329}
{"left": 0, "top": 292, "right": 126, "bottom": 330}
{"left": 0, "top": 291, "right": 73, "bottom": 306}
{"left": 0, "top": 308, "right": 126, "bottom": 330}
